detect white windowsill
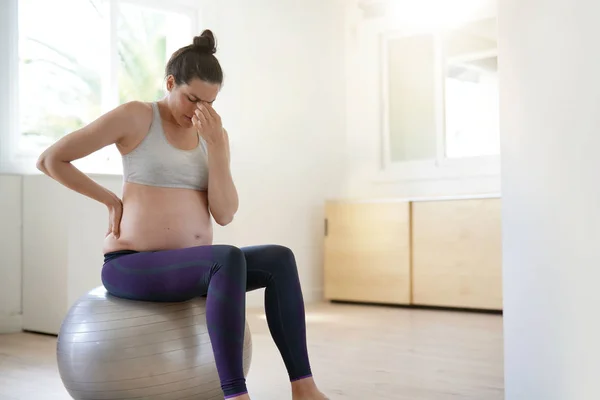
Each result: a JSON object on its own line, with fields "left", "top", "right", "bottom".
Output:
{"left": 0, "top": 153, "right": 123, "bottom": 178}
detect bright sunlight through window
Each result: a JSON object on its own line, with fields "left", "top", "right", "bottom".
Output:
{"left": 18, "top": 0, "right": 195, "bottom": 174}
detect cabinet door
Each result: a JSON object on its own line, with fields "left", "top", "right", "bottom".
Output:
{"left": 412, "top": 198, "right": 502, "bottom": 310}
{"left": 324, "top": 201, "right": 411, "bottom": 304}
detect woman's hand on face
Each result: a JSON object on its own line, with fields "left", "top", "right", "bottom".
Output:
{"left": 192, "top": 102, "right": 224, "bottom": 146}
{"left": 106, "top": 197, "right": 123, "bottom": 239}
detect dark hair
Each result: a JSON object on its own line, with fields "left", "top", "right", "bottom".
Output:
{"left": 165, "top": 29, "right": 223, "bottom": 86}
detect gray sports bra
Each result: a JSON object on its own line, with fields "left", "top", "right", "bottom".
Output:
{"left": 122, "top": 102, "right": 209, "bottom": 191}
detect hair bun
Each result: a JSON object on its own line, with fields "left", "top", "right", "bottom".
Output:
{"left": 193, "top": 30, "right": 217, "bottom": 54}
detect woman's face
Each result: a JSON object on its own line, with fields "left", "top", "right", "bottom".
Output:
{"left": 165, "top": 76, "right": 220, "bottom": 128}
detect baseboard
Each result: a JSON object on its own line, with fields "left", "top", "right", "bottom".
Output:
{"left": 0, "top": 314, "right": 22, "bottom": 333}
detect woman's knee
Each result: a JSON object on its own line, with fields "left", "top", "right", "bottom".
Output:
{"left": 266, "top": 245, "right": 299, "bottom": 276}
{"left": 271, "top": 245, "right": 296, "bottom": 265}
{"left": 213, "top": 245, "right": 246, "bottom": 274}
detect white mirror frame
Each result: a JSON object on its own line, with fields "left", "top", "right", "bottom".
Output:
{"left": 376, "top": 14, "right": 500, "bottom": 183}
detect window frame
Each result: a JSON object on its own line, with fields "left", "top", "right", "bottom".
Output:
{"left": 376, "top": 12, "right": 500, "bottom": 184}
{"left": 0, "top": 0, "right": 202, "bottom": 175}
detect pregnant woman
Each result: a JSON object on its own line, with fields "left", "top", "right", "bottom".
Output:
{"left": 36, "top": 29, "right": 328, "bottom": 400}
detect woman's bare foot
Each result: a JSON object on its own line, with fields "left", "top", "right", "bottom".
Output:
{"left": 291, "top": 376, "right": 329, "bottom": 400}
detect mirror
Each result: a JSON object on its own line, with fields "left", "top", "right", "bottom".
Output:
{"left": 385, "top": 33, "right": 437, "bottom": 164}
{"left": 443, "top": 17, "right": 499, "bottom": 158}
{"left": 382, "top": 15, "right": 499, "bottom": 165}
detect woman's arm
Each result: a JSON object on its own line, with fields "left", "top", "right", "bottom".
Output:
{"left": 193, "top": 102, "right": 238, "bottom": 226}
{"left": 206, "top": 129, "right": 239, "bottom": 226}
{"left": 37, "top": 101, "right": 146, "bottom": 236}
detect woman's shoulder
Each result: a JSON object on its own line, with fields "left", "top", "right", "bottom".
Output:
{"left": 104, "top": 101, "right": 154, "bottom": 133}
{"left": 120, "top": 101, "right": 154, "bottom": 123}
{"left": 113, "top": 101, "right": 155, "bottom": 153}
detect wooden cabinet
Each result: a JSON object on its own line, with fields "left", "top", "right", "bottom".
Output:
{"left": 323, "top": 196, "right": 503, "bottom": 311}
{"left": 323, "top": 200, "right": 411, "bottom": 305}
{"left": 411, "top": 198, "right": 503, "bottom": 310}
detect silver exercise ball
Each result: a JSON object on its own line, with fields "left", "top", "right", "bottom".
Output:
{"left": 56, "top": 286, "right": 252, "bottom": 400}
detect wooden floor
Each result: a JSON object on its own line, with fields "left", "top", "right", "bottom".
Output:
{"left": 0, "top": 301, "right": 504, "bottom": 400}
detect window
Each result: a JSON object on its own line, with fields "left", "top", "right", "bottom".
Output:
{"left": 117, "top": 2, "right": 194, "bottom": 104}
{"left": 15, "top": 0, "right": 197, "bottom": 174}
{"left": 381, "top": 15, "right": 499, "bottom": 177}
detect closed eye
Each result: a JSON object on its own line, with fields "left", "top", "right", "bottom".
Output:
{"left": 187, "top": 95, "right": 214, "bottom": 105}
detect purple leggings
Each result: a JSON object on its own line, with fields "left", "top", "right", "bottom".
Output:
{"left": 101, "top": 244, "right": 312, "bottom": 398}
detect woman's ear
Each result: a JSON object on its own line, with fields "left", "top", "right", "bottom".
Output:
{"left": 165, "top": 75, "right": 175, "bottom": 92}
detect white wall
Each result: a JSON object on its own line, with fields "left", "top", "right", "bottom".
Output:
{"left": 1, "top": 0, "right": 348, "bottom": 334}
{"left": 0, "top": 0, "right": 18, "bottom": 174}
{"left": 21, "top": 175, "right": 123, "bottom": 334}
{"left": 0, "top": 175, "right": 22, "bottom": 333}
{"left": 342, "top": 0, "right": 501, "bottom": 200}
{"left": 500, "top": 0, "right": 600, "bottom": 398}
{"left": 0, "top": 1, "right": 22, "bottom": 333}
{"left": 201, "top": 0, "right": 347, "bottom": 302}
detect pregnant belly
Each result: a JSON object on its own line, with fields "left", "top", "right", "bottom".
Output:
{"left": 102, "top": 183, "right": 213, "bottom": 253}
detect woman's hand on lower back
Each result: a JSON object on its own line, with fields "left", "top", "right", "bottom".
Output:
{"left": 106, "top": 196, "right": 123, "bottom": 239}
